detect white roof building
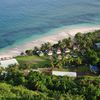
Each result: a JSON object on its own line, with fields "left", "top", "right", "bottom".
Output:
{"left": 52, "top": 71, "right": 77, "bottom": 77}
{"left": 36, "top": 51, "right": 44, "bottom": 56}
{"left": 48, "top": 50, "right": 53, "bottom": 56}
{"left": 64, "top": 48, "right": 70, "bottom": 53}
{"left": 0, "top": 59, "right": 19, "bottom": 68}
{"left": 57, "top": 49, "right": 61, "bottom": 55}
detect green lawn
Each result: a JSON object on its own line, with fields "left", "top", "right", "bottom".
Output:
{"left": 16, "top": 56, "right": 45, "bottom": 63}
{"left": 16, "top": 56, "right": 51, "bottom": 68}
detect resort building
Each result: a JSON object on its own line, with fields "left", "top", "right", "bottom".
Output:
{"left": 64, "top": 48, "right": 70, "bottom": 53}
{"left": 52, "top": 71, "right": 77, "bottom": 77}
{"left": 47, "top": 50, "right": 53, "bottom": 56}
{"left": 36, "top": 51, "right": 44, "bottom": 56}
{"left": 0, "top": 59, "right": 19, "bottom": 68}
{"left": 56, "top": 48, "right": 61, "bottom": 55}
{"left": 95, "top": 43, "right": 100, "bottom": 49}
{"left": 71, "top": 52, "right": 78, "bottom": 58}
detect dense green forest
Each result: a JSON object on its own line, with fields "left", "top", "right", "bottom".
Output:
{"left": 0, "top": 67, "right": 100, "bottom": 100}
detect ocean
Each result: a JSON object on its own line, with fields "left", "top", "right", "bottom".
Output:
{"left": 0, "top": 0, "right": 100, "bottom": 51}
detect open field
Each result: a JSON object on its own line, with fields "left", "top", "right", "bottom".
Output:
{"left": 16, "top": 56, "right": 51, "bottom": 68}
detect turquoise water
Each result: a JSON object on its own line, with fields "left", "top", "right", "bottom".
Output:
{"left": 0, "top": 0, "right": 100, "bottom": 50}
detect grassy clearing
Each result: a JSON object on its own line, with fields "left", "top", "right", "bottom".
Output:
{"left": 64, "top": 66, "right": 90, "bottom": 72}
{"left": 16, "top": 56, "right": 51, "bottom": 68}
{"left": 16, "top": 56, "right": 45, "bottom": 63}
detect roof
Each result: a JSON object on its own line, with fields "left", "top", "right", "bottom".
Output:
{"left": 52, "top": 71, "right": 77, "bottom": 77}
{"left": 95, "top": 43, "right": 100, "bottom": 48}
{"left": 57, "top": 49, "right": 61, "bottom": 54}
{"left": 36, "top": 51, "right": 44, "bottom": 56}
{"left": 0, "top": 59, "right": 19, "bottom": 68}
{"left": 48, "top": 50, "right": 53, "bottom": 56}
{"left": 64, "top": 48, "right": 70, "bottom": 53}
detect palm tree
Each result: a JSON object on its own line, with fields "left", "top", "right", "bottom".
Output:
{"left": 46, "top": 42, "right": 52, "bottom": 49}
{"left": 40, "top": 44, "right": 46, "bottom": 51}
{"left": 33, "top": 46, "right": 39, "bottom": 55}
{"left": 34, "top": 46, "right": 39, "bottom": 52}
{"left": 25, "top": 50, "right": 33, "bottom": 56}
{"left": 74, "top": 32, "right": 83, "bottom": 45}
{"left": 67, "top": 57, "right": 74, "bottom": 66}
{"left": 62, "top": 37, "right": 72, "bottom": 48}
{"left": 58, "top": 40, "right": 65, "bottom": 50}
{"left": 75, "top": 57, "right": 82, "bottom": 65}
{"left": 40, "top": 42, "right": 52, "bottom": 51}
{"left": 56, "top": 60, "right": 63, "bottom": 69}
{"left": 50, "top": 56, "right": 55, "bottom": 69}
{"left": 61, "top": 54, "right": 67, "bottom": 66}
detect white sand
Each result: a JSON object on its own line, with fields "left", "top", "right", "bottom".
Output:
{"left": 0, "top": 25, "right": 100, "bottom": 58}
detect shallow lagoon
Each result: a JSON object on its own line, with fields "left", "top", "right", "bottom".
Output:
{"left": 0, "top": 0, "right": 100, "bottom": 50}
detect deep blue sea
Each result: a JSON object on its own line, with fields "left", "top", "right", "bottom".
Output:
{"left": 0, "top": 0, "right": 100, "bottom": 50}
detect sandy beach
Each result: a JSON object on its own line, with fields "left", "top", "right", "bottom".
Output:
{"left": 0, "top": 25, "right": 100, "bottom": 58}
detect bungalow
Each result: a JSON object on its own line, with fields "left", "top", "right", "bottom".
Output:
{"left": 64, "top": 48, "right": 70, "bottom": 53}
{"left": 56, "top": 48, "right": 61, "bottom": 55}
{"left": 71, "top": 53, "right": 78, "bottom": 58}
{"left": 36, "top": 51, "right": 44, "bottom": 56}
{"left": 0, "top": 59, "right": 19, "bottom": 68}
{"left": 52, "top": 71, "right": 77, "bottom": 77}
{"left": 47, "top": 50, "right": 53, "bottom": 56}
{"left": 95, "top": 43, "right": 100, "bottom": 49}
{"left": 44, "top": 50, "right": 48, "bottom": 54}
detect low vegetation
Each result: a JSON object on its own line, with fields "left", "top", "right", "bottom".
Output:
{"left": 16, "top": 56, "right": 51, "bottom": 69}
{"left": 0, "top": 68, "right": 100, "bottom": 99}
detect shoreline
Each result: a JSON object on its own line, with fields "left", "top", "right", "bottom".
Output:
{"left": 0, "top": 25, "right": 100, "bottom": 58}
